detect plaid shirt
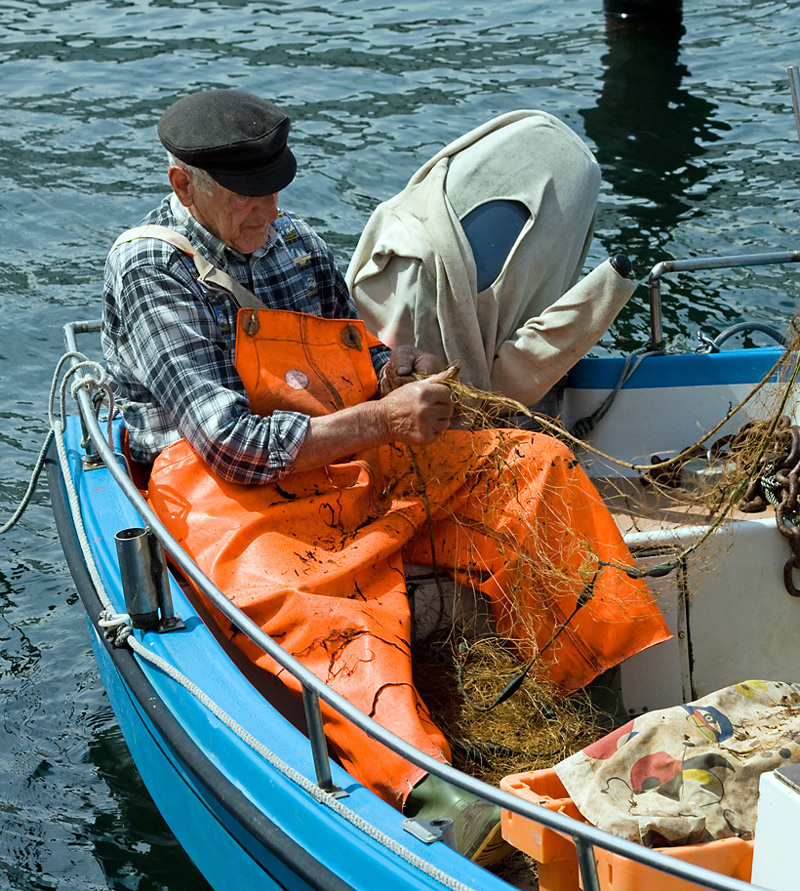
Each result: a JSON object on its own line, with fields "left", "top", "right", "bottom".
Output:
{"left": 102, "top": 194, "right": 390, "bottom": 484}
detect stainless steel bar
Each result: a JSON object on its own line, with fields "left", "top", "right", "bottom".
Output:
{"left": 647, "top": 250, "right": 800, "bottom": 349}
{"left": 648, "top": 266, "right": 665, "bottom": 350}
{"left": 301, "top": 686, "right": 338, "bottom": 793}
{"left": 789, "top": 65, "right": 800, "bottom": 151}
{"left": 575, "top": 837, "right": 601, "bottom": 891}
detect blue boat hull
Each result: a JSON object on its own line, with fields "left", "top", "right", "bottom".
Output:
{"left": 47, "top": 333, "right": 793, "bottom": 891}
{"left": 48, "top": 443, "right": 355, "bottom": 891}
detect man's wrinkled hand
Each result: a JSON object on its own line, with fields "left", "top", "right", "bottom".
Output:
{"left": 380, "top": 345, "right": 444, "bottom": 395}
{"left": 378, "top": 369, "right": 455, "bottom": 444}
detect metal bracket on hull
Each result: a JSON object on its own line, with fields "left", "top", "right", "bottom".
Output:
{"left": 302, "top": 687, "right": 349, "bottom": 799}
{"left": 402, "top": 817, "right": 456, "bottom": 850}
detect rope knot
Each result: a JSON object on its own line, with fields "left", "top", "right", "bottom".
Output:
{"left": 99, "top": 609, "right": 133, "bottom": 647}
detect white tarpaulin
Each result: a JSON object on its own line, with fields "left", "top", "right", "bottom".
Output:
{"left": 347, "top": 110, "right": 635, "bottom": 405}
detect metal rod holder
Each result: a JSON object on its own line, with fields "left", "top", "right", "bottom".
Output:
{"left": 115, "top": 527, "right": 184, "bottom": 632}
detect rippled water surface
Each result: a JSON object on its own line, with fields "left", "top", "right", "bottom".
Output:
{"left": 1, "top": 1, "right": 799, "bottom": 888}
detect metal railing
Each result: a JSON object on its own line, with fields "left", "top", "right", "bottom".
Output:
{"left": 60, "top": 319, "right": 768, "bottom": 891}
{"left": 790, "top": 65, "right": 800, "bottom": 153}
{"left": 646, "top": 250, "right": 800, "bottom": 350}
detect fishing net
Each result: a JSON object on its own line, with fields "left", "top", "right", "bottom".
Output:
{"left": 406, "top": 329, "right": 800, "bottom": 787}
{"left": 412, "top": 632, "right": 611, "bottom": 786}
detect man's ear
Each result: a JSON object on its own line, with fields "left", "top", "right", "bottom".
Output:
{"left": 168, "top": 165, "right": 194, "bottom": 207}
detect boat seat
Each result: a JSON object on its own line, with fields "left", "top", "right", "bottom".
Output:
{"left": 120, "top": 428, "right": 153, "bottom": 492}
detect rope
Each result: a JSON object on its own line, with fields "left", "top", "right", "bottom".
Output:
{"left": 48, "top": 354, "right": 118, "bottom": 613}
{"left": 569, "top": 350, "right": 648, "bottom": 439}
{"left": 592, "top": 346, "right": 800, "bottom": 581}
{"left": 1, "top": 351, "right": 109, "bottom": 537}
{"left": 536, "top": 345, "right": 791, "bottom": 474}
{"left": 0, "top": 428, "right": 54, "bottom": 535}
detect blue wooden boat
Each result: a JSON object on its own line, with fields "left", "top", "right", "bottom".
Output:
{"left": 41, "top": 57, "right": 800, "bottom": 891}
{"left": 44, "top": 240, "right": 800, "bottom": 891}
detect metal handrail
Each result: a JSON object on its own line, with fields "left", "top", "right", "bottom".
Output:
{"left": 647, "top": 250, "right": 800, "bottom": 349}
{"left": 790, "top": 65, "right": 800, "bottom": 152}
{"left": 61, "top": 320, "right": 765, "bottom": 891}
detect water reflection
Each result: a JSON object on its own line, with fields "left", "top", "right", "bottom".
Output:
{"left": 3, "top": 3, "right": 800, "bottom": 888}
{"left": 581, "top": 9, "right": 729, "bottom": 344}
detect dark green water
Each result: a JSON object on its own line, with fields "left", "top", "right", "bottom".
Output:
{"left": 0, "top": 1, "right": 798, "bottom": 888}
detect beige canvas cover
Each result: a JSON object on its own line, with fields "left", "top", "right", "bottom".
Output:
{"left": 347, "top": 110, "right": 636, "bottom": 405}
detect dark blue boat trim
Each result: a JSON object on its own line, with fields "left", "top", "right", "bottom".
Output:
{"left": 567, "top": 347, "right": 783, "bottom": 390}
{"left": 46, "top": 442, "right": 356, "bottom": 891}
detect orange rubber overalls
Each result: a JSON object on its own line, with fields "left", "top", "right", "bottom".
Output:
{"left": 147, "top": 306, "right": 670, "bottom": 810}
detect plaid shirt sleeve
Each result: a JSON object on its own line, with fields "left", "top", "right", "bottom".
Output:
{"left": 103, "top": 200, "right": 392, "bottom": 485}
{"left": 103, "top": 235, "right": 310, "bottom": 485}
{"left": 275, "top": 214, "right": 391, "bottom": 373}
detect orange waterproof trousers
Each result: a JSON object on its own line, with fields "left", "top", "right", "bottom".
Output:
{"left": 147, "top": 309, "right": 670, "bottom": 809}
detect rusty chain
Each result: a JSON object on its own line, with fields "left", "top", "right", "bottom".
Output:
{"left": 739, "top": 416, "right": 800, "bottom": 596}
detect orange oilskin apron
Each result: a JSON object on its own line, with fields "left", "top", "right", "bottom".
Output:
{"left": 139, "top": 232, "right": 670, "bottom": 810}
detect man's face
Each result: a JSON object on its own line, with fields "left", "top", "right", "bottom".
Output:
{"left": 170, "top": 166, "right": 280, "bottom": 254}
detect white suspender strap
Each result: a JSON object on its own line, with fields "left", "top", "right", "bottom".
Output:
{"left": 112, "top": 224, "right": 266, "bottom": 311}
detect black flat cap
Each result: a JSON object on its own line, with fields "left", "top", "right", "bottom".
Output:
{"left": 158, "top": 89, "right": 297, "bottom": 196}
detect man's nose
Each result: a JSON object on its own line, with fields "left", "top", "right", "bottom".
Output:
{"left": 254, "top": 193, "right": 279, "bottom": 221}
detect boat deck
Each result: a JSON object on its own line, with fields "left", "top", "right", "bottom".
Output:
{"left": 595, "top": 475, "right": 763, "bottom": 538}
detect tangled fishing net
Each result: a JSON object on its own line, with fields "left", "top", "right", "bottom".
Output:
{"left": 412, "top": 632, "right": 611, "bottom": 786}
{"left": 407, "top": 330, "right": 800, "bottom": 787}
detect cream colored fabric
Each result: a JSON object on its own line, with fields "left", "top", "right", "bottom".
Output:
{"left": 554, "top": 680, "right": 800, "bottom": 847}
{"left": 346, "top": 110, "right": 636, "bottom": 405}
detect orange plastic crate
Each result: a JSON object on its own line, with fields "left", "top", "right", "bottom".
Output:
{"left": 500, "top": 768, "right": 753, "bottom": 891}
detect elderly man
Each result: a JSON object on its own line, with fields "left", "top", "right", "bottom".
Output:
{"left": 103, "top": 89, "right": 669, "bottom": 868}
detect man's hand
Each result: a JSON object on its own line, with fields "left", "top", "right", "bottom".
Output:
{"left": 380, "top": 345, "right": 443, "bottom": 395}
{"left": 296, "top": 366, "right": 454, "bottom": 473}
{"left": 378, "top": 370, "right": 455, "bottom": 444}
